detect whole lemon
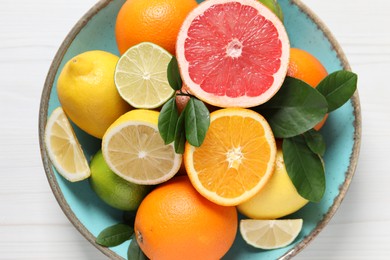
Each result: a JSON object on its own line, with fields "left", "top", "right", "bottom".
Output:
{"left": 57, "top": 50, "right": 131, "bottom": 139}
{"left": 89, "top": 150, "right": 152, "bottom": 211}
{"left": 237, "top": 147, "right": 308, "bottom": 219}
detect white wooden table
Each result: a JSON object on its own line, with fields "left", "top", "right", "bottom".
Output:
{"left": 1, "top": 0, "right": 389, "bottom": 259}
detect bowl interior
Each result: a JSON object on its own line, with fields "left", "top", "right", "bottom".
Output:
{"left": 39, "top": 0, "right": 361, "bottom": 259}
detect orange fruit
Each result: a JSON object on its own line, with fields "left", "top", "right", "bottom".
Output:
{"left": 115, "top": 0, "right": 198, "bottom": 55}
{"left": 184, "top": 108, "right": 277, "bottom": 206}
{"left": 287, "top": 47, "right": 329, "bottom": 130}
{"left": 134, "top": 176, "right": 237, "bottom": 260}
{"left": 176, "top": 0, "right": 290, "bottom": 108}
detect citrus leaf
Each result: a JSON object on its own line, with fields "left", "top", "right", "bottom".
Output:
{"left": 174, "top": 109, "right": 186, "bottom": 154}
{"left": 127, "top": 234, "right": 149, "bottom": 260}
{"left": 316, "top": 70, "right": 357, "bottom": 112}
{"left": 158, "top": 97, "right": 179, "bottom": 144}
{"left": 96, "top": 223, "right": 133, "bottom": 247}
{"left": 167, "top": 56, "right": 182, "bottom": 91}
{"left": 283, "top": 136, "right": 326, "bottom": 202}
{"left": 184, "top": 97, "right": 210, "bottom": 147}
{"left": 303, "top": 129, "right": 326, "bottom": 156}
{"left": 255, "top": 77, "right": 328, "bottom": 138}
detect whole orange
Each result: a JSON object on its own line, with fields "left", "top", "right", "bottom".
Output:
{"left": 287, "top": 48, "right": 329, "bottom": 130}
{"left": 134, "top": 176, "right": 238, "bottom": 260}
{"left": 115, "top": 0, "right": 198, "bottom": 55}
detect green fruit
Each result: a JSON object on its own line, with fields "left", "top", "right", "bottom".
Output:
{"left": 90, "top": 150, "right": 152, "bottom": 211}
{"left": 258, "top": 0, "right": 284, "bottom": 22}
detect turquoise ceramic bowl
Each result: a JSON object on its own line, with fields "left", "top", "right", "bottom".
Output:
{"left": 39, "top": 0, "right": 361, "bottom": 259}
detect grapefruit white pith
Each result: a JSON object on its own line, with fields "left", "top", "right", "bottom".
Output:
{"left": 176, "top": 0, "right": 290, "bottom": 108}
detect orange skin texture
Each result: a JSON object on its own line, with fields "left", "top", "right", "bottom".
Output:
{"left": 287, "top": 48, "right": 329, "bottom": 130}
{"left": 134, "top": 176, "right": 238, "bottom": 260}
{"left": 115, "top": 0, "right": 198, "bottom": 55}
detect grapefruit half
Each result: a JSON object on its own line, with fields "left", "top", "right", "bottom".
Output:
{"left": 176, "top": 0, "right": 290, "bottom": 108}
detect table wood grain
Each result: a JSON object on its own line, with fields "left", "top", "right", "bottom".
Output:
{"left": 1, "top": 0, "right": 389, "bottom": 259}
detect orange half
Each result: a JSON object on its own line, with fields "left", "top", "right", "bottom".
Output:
{"left": 184, "top": 108, "right": 277, "bottom": 206}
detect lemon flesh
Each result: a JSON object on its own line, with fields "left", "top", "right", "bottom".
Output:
{"left": 102, "top": 109, "right": 182, "bottom": 185}
{"left": 237, "top": 148, "right": 308, "bottom": 219}
{"left": 240, "top": 219, "right": 303, "bottom": 249}
{"left": 115, "top": 42, "right": 174, "bottom": 109}
{"left": 44, "top": 107, "right": 90, "bottom": 182}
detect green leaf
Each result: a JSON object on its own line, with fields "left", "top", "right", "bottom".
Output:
{"left": 283, "top": 136, "right": 326, "bottom": 202}
{"left": 184, "top": 97, "right": 210, "bottom": 147}
{"left": 127, "top": 234, "right": 149, "bottom": 260}
{"left": 167, "top": 56, "right": 182, "bottom": 91}
{"left": 96, "top": 223, "right": 133, "bottom": 247}
{"left": 174, "top": 109, "right": 186, "bottom": 154}
{"left": 316, "top": 70, "right": 357, "bottom": 112}
{"left": 158, "top": 97, "right": 179, "bottom": 144}
{"left": 255, "top": 77, "right": 328, "bottom": 138}
{"left": 303, "top": 129, "right": 326, "bottom": 156}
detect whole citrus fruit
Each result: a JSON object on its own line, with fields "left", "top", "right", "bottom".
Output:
{"left": 176, "top": 0, "right": 290, "bottom": 108}
{"left": 258, "top": 0, "right": 284, "bottom": 21}
{"left": 115, "top": 0, "right": 198, "bottom": 55}
{"left": 89, "top": 150, "right": 151, "bottom": 211}
{"left": 134, "top": 176, "right": 238, "bottom": 260}
{"left": 57, "top": 50, "right": 131, "bottom": 139}
{"left": 237, "top": 146, "right": 308, "bottom": 219}
{"left": 287, "top": 47, "right": 329, "bottom": 130}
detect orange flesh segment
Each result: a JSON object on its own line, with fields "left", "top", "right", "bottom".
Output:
{"left": 192, "top": 114, "right": 273, "bottom": 199}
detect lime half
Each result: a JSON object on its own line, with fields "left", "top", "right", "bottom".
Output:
{"left": 115, "top": 42, "right": 174, "bottom": 109}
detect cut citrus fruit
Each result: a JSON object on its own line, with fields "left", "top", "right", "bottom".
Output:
{"left": 240, "top": 219, "right": 303, "bottom": 249}
{"left": 176, "top": 0, "right": 290, "bottom": 108}
{"left": 184, "top": 108, "right": 277, "bottom": 206}
{"left": 114, "top": 42, "right": 175, "bottom": 109}
{"left": 102, "top": 109, "right": 182, "bottom": 185}
{"left": 44, "top": 107, "right": 90, "bottom": 182}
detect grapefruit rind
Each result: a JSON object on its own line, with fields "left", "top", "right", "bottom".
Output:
{"left": 176, "top": 0, "right": 290, "bottom": 108}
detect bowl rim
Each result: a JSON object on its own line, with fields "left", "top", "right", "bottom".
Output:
{"left": 38, "top": 0, "right": 362, "bottom": 259}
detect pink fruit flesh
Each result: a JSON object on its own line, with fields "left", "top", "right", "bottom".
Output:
{"left": 184, "top": 2, "right": 282, "bottom": 98}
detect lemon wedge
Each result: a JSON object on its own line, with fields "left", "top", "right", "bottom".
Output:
{"left": 44, "top": 107, "right": 90, "bottom": 182}
{"left": 240, "top": 219, "right": 303, "bottom": 249}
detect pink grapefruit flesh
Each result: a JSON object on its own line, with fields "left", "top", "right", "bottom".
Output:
{"left": 176, "top": 0, "right": 290, "bottom": 108}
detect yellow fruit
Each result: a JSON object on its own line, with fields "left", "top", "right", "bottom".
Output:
{"left": 240, "top": 219, "right": 303, "bottom": 249}
{"left": 102, "top": 109, "right": 182, "bottom": 185}
{"left": 44, "top": 107, "right": 90, "bottom": 182}
{"left": 57, "top": 50, "right": 131, "bottom": 139}
{"left": 184, "top": 108, "right": 277, "bottom": 206}
{"left": 237, "top": 147, "right": 308, "bottom": 219}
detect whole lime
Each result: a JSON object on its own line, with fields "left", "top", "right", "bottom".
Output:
{"left": 90, "top": 150, "right": 152, "bottom": 211}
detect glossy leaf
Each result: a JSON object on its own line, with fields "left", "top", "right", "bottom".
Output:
{"left": 174, "top": 109, "right": 186, "bottom": 154}
{"left": 96, "top": 223, "right": 133, "bottom": 247}
{"left": 283, "top": 136, "right": 326, "bottom": 202}
{"left": 184, "top": 97, "right": 210, "bottom": 147}
{"left": 256, "top": 77, "right": 328, "bottom": 138}
{"left": 158, "top": 97, "right": 178, "bottom": 144}
{"left": 127, "top": 234, "right": 149, "bottom": 260}
{"left": 167, "top": 56, "right": 182, "bottom": 91}
{"left": 303, "top": 129, "right": 326, "bottom": 156}
{"left": 316, "top": 70, "right": 357, "bottom": 112}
